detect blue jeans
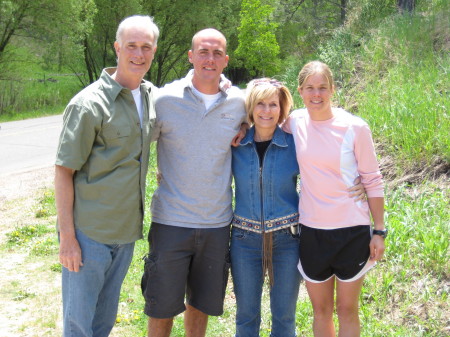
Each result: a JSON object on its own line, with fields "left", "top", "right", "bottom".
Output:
{"left": 230, "top": 227, "right": 301, "bottom": 337}
{"left": 62, "top": 229, "right": 135, "bottom": 337}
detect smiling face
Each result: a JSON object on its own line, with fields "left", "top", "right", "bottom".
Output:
{"left": 113, "top": 25, "right": 157, "bottom": 89}
{"left": 298, "top": 73, "right": 334, "bottom": 120}
{"left": 252, "top": 93, "right": 280, "bottom": 136}
{"left": 188, "top": 29, "right": 229, "bottom": 94}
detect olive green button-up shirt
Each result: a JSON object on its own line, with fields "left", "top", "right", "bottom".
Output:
{"left": 56, "top": 68, "right": 156, "bottom": 244}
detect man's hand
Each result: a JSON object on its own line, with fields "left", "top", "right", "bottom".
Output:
{"left": 55, "top": 165, "right": 82, "bottom": 272}
{"left": 348, "top": 176, "right": 366, "bottom": 201}
{"left": 59, "top": 235, "right": 83, "bottom": 272}
{"left": 231, "top": 123, "right": 249, "bottom": 147}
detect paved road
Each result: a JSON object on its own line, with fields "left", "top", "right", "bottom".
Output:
{"left": 0, "top": 115, "right": 63, "bottom": 177}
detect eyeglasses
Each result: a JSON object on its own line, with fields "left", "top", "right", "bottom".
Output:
{"left": 252, "top": 79, "right": 283, "bottom": 88}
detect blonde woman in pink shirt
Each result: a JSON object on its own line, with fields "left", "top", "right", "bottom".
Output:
{"left": 284, "top": 61, "right": 386, "bottom": 337}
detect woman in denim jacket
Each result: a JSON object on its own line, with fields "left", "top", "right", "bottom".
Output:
{"left": 231, "top": 78, "right": 365, "bottom": 337}
{"left": 230, "top": 78, "right": 301, "bottom": 337}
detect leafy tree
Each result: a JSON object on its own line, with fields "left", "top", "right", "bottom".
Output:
{"left": 0, "top": 0, "right": 73, "bottom": 78}
{"left": 273, "top": 0, "right": 352, "bottom": 62}
{"left": 143, "top": 0, "right": 241, "bottom": 86}
{"left": 235, "top": 0, "right": 280, "bottom": 77}
{"left": 61, "top": 0, "right": 142, "bottom": 86}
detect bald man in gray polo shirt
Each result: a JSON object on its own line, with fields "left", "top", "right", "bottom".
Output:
{"left": 141, "top": 28, "right": 246, "bottom": 337}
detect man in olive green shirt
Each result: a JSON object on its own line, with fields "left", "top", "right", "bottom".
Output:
{"left": 54, "top": 15, "right": 159, "bottom": 337}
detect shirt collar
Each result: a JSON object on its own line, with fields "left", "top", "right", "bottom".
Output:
{"left": 240, "top": 125, "right": 288, "bottom": 148}
{"left": 184, "top": 69, "right": 231, "bottom": 95}
{"left": 100, "top": 68, "right": 153, "bottom": 101}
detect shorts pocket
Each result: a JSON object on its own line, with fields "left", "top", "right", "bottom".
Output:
{"left": 141, "top": 254, "right": 156, "bottom": 297}
{"left": 221, "top": 253, "right": 231, "bottom": 301}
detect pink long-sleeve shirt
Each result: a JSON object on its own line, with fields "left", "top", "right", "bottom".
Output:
{"left": 284, "top": 108, "right": 384, "bottom": 229}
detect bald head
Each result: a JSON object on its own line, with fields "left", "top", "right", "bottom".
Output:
{"left": 191, "top": 28, "right": 227, "bottom": 53}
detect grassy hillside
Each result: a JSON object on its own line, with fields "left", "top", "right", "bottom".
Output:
{"left": 283, "top": 1, "right": 449, "bottom": 181}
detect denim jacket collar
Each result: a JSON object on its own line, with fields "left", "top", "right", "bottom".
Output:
{"left": 240, "top": 125, "right": 289, "bottom": 148}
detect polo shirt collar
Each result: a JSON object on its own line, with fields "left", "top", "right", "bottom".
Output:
{"left": 184, "top": 69, "right": 231, "bottom": 95}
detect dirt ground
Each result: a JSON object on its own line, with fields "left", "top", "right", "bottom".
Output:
{"left": 0, "top": 166, "right": 62, "bottom": 337}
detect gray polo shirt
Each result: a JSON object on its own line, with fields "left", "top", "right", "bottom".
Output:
{"left": 56, "top": 68, "right": 157, "bottom": 244}
{"left": 151, "top": 72, "right": 246, "bottom": 228}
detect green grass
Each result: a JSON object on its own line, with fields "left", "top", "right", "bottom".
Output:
{"left": 351, "top": 13, "right": 450, "bottom": 168}
{"left": 35, "top": 189, "right": 57, "bottom": 218}
{"left": 0, "top": 46, "right": 82, "bottom": 121}
{"left": 100, "top": 179, "right": 450, "bottom": 336}
{"left": 5, "top": 189, "right": 58, "bottom": 256}
{"left": 0, "top": 76, "right": 79, "bottom": 121}
{"left": 2, "top": 156, "right": 448, "bottom": 336}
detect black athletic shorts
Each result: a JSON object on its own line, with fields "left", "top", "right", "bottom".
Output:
{"left": 298, "top": 224, "right": 376, "bottom": 283}
{"left": 141, "top": 222, "right": 231, "bottom": 318}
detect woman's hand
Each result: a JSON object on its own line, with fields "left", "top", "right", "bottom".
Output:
{"left": 348, "top": 176, "right": 366, "bottom": 201}
{"left": 369, "top": 235, "right": 385, "bottom": 261}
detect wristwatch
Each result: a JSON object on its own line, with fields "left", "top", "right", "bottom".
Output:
{"left": 372, "top": 228, "right": 388, "bottom": 238}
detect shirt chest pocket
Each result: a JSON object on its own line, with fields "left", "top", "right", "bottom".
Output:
{"left": 101, "top": 124, "right": 132, "bottom": 145}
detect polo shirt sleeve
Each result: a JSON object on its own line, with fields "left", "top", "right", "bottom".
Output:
{"left": 55, "top": 103, "right": 99, "bottom": 171}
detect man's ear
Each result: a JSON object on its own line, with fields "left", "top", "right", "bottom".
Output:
{"left": 114, "top": 41, "right": 120, "bottom": 57}
{"left": 188, "top": 50, "right": 193, "bottom": 64}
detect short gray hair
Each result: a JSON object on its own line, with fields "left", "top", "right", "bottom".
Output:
{"left": 116, "top": 15, "right": 159, "bottom": 46}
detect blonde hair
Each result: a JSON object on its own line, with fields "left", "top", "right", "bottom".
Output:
{"left": 297, "top": 61, "right": 335, "bottom": 90}
{"left": 245, "top": 78, "right": 293, "bottom": 124}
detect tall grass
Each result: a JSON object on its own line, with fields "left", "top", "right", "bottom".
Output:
{"left": 350, "top": 13, "right": 450, "bottom": 167}
{"left": 0, "top": 76, "right": 80, "bottom": 121}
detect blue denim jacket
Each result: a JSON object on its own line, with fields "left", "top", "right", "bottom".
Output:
{"left": 232, "top": 126, "right": 299, "bottom": 233}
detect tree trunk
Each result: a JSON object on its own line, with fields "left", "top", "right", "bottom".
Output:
{"left": 83, "top": 38, "right": 95, "bottom": 84}
{"left": 341, "top": 0, "right": 347, "bottom": 23}
{"left": 397, "top": 0, "right": 415, "bottom": 13}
